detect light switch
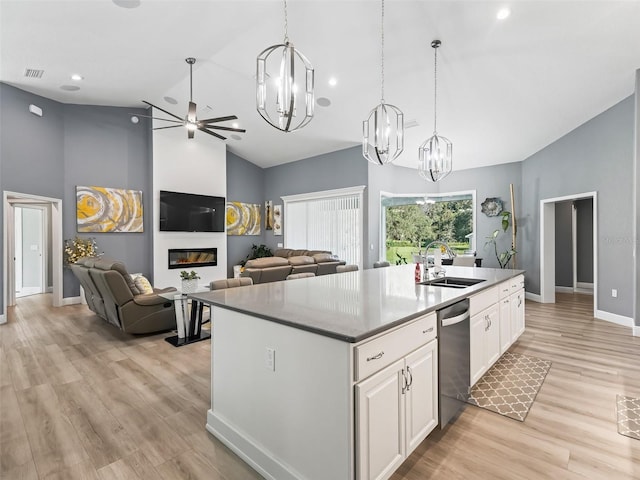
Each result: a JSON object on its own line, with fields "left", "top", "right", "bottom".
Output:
{"left": 265, "top": 347, "right": 275, "bottom": 371}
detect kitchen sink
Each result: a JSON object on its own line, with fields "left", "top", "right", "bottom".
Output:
{"left": 420, "top": 277, "right": 486, "bottom": 289}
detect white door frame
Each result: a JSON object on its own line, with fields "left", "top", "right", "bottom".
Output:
{"left": 2, "top": 191, "right": 63, "bottom": 324}
{"left": 540, "top": 191, "right": 598, "bottom": 317}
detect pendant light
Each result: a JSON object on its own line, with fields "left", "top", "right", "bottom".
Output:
{"left": 362, "top": 0, "right": 404, "bottom": 165}
{"left": 418, "top": 40, "right": 453, "bottom": 182}
{"left": 256, "top": 0, "right": 314, "bottom": 132}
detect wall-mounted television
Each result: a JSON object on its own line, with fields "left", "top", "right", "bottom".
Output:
{"left": 159, "top": 190, "right": 225, "bottom": 232}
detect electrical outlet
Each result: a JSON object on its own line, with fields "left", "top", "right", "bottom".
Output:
{"left": 611, "top": 289, "right": 618, "bottom": 298}
{"left": 277, "top": 243, "right": 283, "bottom": 248}
{"left": 265, "top": 347, "right": 275, "bottom": 371}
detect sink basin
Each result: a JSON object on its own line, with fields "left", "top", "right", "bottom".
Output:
{"left": 420, "top": 277, "right": 486, "bottom": 289}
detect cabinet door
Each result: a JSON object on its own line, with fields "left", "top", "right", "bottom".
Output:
{"left": 510, "top": 289, "right": 525, "bottom": 342}
{"left": 356, "top": 359, "right": 405, "bottom": 480}
{"left": 470, "top": 312, "right": 487, "bottom": 386}
{"left": 485, "top": 304, "right": 501, "bottom": 367}
{"left": 499, "top": 296, "right": 511, "bottom": 353}
{"left": 404, "top": 341, "right": 438, "bottom": 454}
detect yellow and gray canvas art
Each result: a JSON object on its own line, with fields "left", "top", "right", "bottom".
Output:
{"left": 76, "top": 185, "right": 143, "bottom": 232}
{"left": 226, "top": 202, "right": 261, "bottom": 235}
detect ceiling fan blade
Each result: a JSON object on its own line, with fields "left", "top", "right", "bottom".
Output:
{"left": 202, "top": 125, "right": 247, "bottom": 133}
{"left": 133, "top": 114, "right": 183, "bottom": 123}
{"left": 198, "top": 115, "right": 238, "bottom": 124}
{"left": 142, "top": 101, "right": 183, "bottom": 122}
{"left": 198, "top": 127, "right": 227, "bottom": 140}
{"left": 188, "top": 101, "right": 197, "bottom": 123}
{"left": 153, "top": 125, "right": 184, "bottom": 130}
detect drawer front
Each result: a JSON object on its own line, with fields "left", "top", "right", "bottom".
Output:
{"left": 470, "top": 286, "right": 499, "bottom": 316}
{"left": 355, "top": 313, "right": 436, "bottom": 382}
{"left": 498, "top": 280, "right": 511, "bottom": 300}
{"left": 510, "top": 274, "right": 525, "bottom": 293}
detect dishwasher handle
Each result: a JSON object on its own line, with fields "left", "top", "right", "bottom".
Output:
{"left": 441, "top": 311, "right": 469, "bottom": 327}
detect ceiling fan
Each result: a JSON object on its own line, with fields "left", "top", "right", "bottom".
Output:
{"left": 141, "top": 57, "right": 246, "bottom": 141}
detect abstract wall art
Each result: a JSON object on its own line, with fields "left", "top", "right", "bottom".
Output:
{"left": 273, "top": 204, "right": 282, "bottom": 236}
{"left": 76, "top": 185, "right": 143, "bottom": 232}
{"left": 226, "top": 202, "right": 261, "bottom": 235}
{"left": 265, "top": 200, "right": 273, "bottom": 230}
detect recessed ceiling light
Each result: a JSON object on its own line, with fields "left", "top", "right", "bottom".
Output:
{"left": 232, "top": 122, "right": 239, "bottom": 128}
{"left": 497, "top": 8, "right": 510, "bottom": 20}
{"left": 328, "top": 77, "right": 337, "bottom": 87}
{"left": 60, "top": 85, "right": 80, "bottom": 91}
{"left": 317, "top": 97, "right": 331, "bottom": 107}
{"left": 71, "top": 74, "right": 83, "bottom": 81}
{"left": 112, "top": 0, "right": 141, "bottom": 8}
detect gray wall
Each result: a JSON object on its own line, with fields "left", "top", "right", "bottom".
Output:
{"left": 0, "top": 83, "right": 152, "bottom": 307}
{"left": 367, "top": 160, "right": 522, "bottom": 269}
{"left": 521, "top": 96, "right": 635, "bottom": 318}
{"left": 635, "top": 70, "right": 640, "bottom": 327}
{"left": 554, "top": 201, "right": 573, "bottom": 287}
{"left": 576, "top": 198, "right": 594, "bottom": 284}
{"left": 263, "top": 146, "right": 369, "bottom": 253}
{"left": 226, "top": 151, "right": 265, "bottom": 277}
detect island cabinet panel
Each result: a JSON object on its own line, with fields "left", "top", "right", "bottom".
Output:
{"left": 510, "top": 288, "right": 525, "bottom": 342}
{"left": 355, "top": 339, "right": 438, "bottom": 480}
{"left": 208, "top": 307, "right": 353, "bottom": 480}
{"left": 499, "top": 295, "right": 512, "bottom": 354}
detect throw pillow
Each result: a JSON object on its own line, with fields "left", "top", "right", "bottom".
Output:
{"left": 134, "top": 275, "right": 154, "bottom": 295}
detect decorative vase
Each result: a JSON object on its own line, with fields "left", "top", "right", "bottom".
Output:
{"left": 181, "top": 279, "right": 198, "bottom": 294}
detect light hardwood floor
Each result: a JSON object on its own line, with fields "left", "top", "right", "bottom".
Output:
{"left": 1, "top": 293, "right": 639, "bottom": 479}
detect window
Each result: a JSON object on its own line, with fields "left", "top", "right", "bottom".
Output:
{"left": 282, "top": 186, "right": 365, "bottom": 266}
{"left": 381, "top": 190, "right": 476, "bottom": 264}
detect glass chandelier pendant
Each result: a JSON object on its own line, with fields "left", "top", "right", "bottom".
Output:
{"left": 256, "top": 0, "right": 314, "bottom": 132}
{"left": 419, "top": 40, "right": 453, "bottom": 182}
{"left": 363, "top": 0, "right": 404, "bottom": 165}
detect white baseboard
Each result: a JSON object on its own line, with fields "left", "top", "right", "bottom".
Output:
{"left": 595, "top": 309, "right": 634, "bottom": 328}
{"left": 46, "top": 286, "right": 53, "bottom": 293}
{"left": 555, "top": 286, "right": 574, "bottom": 293}
{"left": 0, "top": 313, "right": 5, "bottom": 324}
{"left": 525, "top": 291, "right": 542, "bottom": 302}
{"left": 633, "top": 326, "right": 640, "bottom": 337}
{"left": 62, "top": 296, "right": 82, "bottom": 306}
{"left": 574, "top": 287, "right": 593, "bottom": 295}
{"left": 576, "top": 282, "right": 593, "bottom": 289}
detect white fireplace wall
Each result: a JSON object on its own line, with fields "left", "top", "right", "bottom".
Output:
{"left": 152, "top": 123, "right": 227, "bottom": 289}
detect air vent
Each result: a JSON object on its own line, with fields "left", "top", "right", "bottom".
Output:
{"left": 24, "top": 68, "right": 44, "bottom": 79}
{"left": 405, "top": 119, "right": 420, "bottom": 129}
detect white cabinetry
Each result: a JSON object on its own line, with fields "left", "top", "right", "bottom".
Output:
{"left": 510, "top": 289, "right": 525, "bottom": 341}
{"left": 355, "top": 315, "right": 438, "bottom": 480}
{"left": 470, "top": 303, "right": 500, "bottom": 386}
{"left": 499, "top": 295, "right": 511, "bottom": 354}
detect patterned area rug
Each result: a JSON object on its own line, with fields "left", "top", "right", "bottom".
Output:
{"left": 468, "top": 352, "right": 552, "bottom": 422}
{"left": 616, "top": 395, "right": 640, "bottom": 440}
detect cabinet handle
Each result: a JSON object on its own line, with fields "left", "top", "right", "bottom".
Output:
{"left": 518, "top": 297, "right": 522, "bottom": 307}
{"left": 401, "top": 368, "right": 408, "bottom": 394}
{"left": 423, "top": 327, "right": 434, "bottom": 334}
{"left": 406, "top": 366, "right": 413, "bottom": 390}
{"left": 488, "top": 318, "right": 492, "bottom": 329}
{"left": 485, "top": 315, "right": 489, "bottom": 331}
{"left": 366, "top": 351, "right": 384, "bottom": 362}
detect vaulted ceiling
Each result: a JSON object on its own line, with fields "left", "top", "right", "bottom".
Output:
{"left": 2, "top": 1, "right": 639, "bottom": 170}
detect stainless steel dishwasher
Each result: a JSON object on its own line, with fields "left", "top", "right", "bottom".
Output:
{"left": 437, "top": 298, "right": 470, "bottom": 428}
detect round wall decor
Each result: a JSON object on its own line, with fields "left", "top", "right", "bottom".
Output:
{"left": 481, "top": 197, "right": 503, "bottom": 217}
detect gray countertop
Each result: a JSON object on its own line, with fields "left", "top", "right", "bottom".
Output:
{"left": 190, "top": 265, "right": 524, "bottom": 343}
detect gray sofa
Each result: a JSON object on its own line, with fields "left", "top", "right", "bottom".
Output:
{"left": 70, "top": 257, "right": 177, "bottom": 334}
{"left": 240, "top": 249, "right": 346, "bottom": 284}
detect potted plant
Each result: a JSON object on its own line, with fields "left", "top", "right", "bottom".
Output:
{"left": 240, "top": 244, "right": 273, "bottom": 267}
{"left": 485, "top": 211, "right": 516, "bottom": 268}
{"left": 180, "top": 270, "right": 200, "bottom": 293}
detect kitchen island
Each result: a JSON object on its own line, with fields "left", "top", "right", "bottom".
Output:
{"left": 191, "top": 265, "right": 524, "bottom": 480}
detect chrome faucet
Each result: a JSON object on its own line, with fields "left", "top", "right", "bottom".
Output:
{"left": 423, "top": 240, "right": 455, "bottom": 260}
{"left": 422, "top": 241, "right": 454, "bottom": 279}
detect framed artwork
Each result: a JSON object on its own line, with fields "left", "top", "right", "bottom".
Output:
{"left": 273, "top": 204, "right": 282, "bottom": 236}
{"left": 76, "top": 185, "right": 143, "bottom": 232}
{"left": 265, "top": 200, "right": 273, "bottom": 230}
{"left": 226, "top": 202, "right": 261, "bottom": 235}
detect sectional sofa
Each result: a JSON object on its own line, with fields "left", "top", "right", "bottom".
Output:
{"left": 240, "top": 249, "right": 346, "bottom": 284}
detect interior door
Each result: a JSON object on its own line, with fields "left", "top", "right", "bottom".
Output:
{"left": 16, "top": 206, "right": 44, "bottom": 298}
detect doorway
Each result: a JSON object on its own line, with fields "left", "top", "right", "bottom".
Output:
{"left": 2, "top": 191, "right": 63, "bottom": 324}
{"left": 540, "top": 191, "right": 598, "bottom": 317}
{"left": 14, "top": 205, "right": 47, "bottom": 298}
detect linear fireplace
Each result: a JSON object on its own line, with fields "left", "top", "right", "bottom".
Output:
{"left": 168, "top": 248, "right": 217, "bottom": 269}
